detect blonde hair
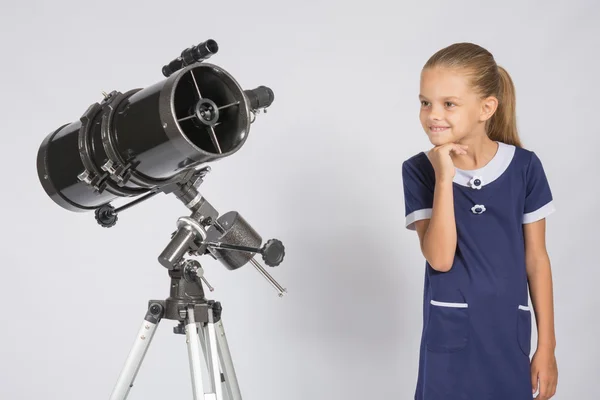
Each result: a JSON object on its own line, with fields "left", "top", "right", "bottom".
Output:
{"left": 423, "top": 42, "right": 522, "bottom": 148}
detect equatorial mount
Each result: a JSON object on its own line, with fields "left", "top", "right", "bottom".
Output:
{"left": 95, "top": 163, "right": 287, "bottom": 296}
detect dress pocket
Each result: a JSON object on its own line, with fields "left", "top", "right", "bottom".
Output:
{"left": 426, "top": 300, "right": 469, "bottom": 352}
{"left": 517, "top": 304, "right": 532, "bottom": 357}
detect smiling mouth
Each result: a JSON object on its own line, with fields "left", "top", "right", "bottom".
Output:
{"left": 430, "top": 126, "right": 449, "bottom": 133}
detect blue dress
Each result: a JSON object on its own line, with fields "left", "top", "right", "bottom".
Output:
{"left": 402, "top": 141, "right": 555, "bottom": 400}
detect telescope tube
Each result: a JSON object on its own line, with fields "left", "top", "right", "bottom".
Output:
{"left": 37, "top": 62, "right": 272, "bottom": 212}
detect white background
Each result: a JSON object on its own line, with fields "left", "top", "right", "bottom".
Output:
{"left": 1, "top": 0, "right": 598, "bottom": 399}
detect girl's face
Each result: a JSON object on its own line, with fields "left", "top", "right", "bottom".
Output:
{"left": 419, "top": 67, "right": 491, "bottom": 146}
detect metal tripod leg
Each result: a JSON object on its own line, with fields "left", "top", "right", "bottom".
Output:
{"left": 109, "top": 302, "right": 163, "bottom": 400}
{"left": 186, "top": 305, "right": 212, "bottom": 399}
{"left": 187, "top": 305, "right": 242, "bottom": 400}
{"left": 213, "top": 317, "right": 242, "bottom": 400}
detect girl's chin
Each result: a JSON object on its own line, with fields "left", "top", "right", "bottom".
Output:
{"left": 428, "top": 135, "right": 454, "bottom": 146}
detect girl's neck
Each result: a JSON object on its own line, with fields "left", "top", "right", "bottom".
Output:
{"left": 452, "top": 135, "right": 499, "bottom": 171}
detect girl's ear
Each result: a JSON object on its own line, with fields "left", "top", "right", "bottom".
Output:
{"left": 479, "top": 96, "right": 499, "bottom": 122}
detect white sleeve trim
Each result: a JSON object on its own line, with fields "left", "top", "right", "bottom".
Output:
{"left": 523, "top": 200, "right": 556, "bottom": 224}
{"left": 405, "top": 208, "right": 432, "bottom": 230}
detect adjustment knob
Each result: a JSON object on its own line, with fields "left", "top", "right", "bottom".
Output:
{"left": 261, "top": 239, "right": 285, "bottom": 267}
{"left": 95, "top": 204, "right": 118, "bottom": 227}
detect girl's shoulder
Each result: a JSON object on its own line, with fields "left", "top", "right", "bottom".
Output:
{"left": 402, "top": 150, "right": 434, "bottom": 180}
{"left": 503, "top": 144, "right": 552, "bottom": 191}
{"left": 402, "top": 148, "right": 431, "bottom": 168}
{"left": 510, "top": 144, "right": 545, "bottom": 172}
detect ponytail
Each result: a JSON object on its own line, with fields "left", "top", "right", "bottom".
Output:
{"left": 487, "top": 66, "right": 522, "bottom": 147}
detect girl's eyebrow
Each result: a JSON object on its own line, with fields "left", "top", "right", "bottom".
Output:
{"left": 418, "top": 94, "right": 462, "bottom": 101}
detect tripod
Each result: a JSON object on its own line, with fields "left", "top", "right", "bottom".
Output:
{"left": 98, "top": 167, "right": 286, "bottom": 400}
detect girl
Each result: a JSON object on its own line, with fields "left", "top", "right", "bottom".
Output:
{"left": 402, "top": 42, "right": 558, "bottom": 399}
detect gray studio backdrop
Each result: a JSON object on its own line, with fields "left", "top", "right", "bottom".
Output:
{"left": 1, "top": 1, "right": 598, "bottom": 399}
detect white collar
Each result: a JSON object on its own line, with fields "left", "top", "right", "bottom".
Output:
{"left": 424, "top": 141, "right": 516, "bottom": 187}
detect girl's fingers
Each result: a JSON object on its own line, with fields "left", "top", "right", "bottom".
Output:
{"left": 531, "top": 373, "right": 539, "bottom": 395}
{"left": 538, "top": 377, "right": 554, "bottom": 399}
{"left": 450, "top": 144, "right": 467, "bottom": 155}
{"left": 455, "top": 144, "right": 468, "bottom": 153}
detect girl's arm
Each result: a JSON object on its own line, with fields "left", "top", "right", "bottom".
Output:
{"left": 414, "top": 178, "right": 457, "bottom": 272}
{"left": 409, "top": 142, "right": 467, "bottom": 272}
{"left": 524, "top": 218, "right": 556, "bottom": 350}
{"left": 524, "top": 218, "right": 558, "bottom": 399}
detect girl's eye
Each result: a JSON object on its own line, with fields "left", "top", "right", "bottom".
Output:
{"left": 420, "top": 101, "right": 455, "bottom": 108}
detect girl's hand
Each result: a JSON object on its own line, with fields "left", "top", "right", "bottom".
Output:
{"left": 427, "top": 143, "right": 468, "bottom": 183}
{"left": 531, "top": 347, "right": 558, "bottom": 399}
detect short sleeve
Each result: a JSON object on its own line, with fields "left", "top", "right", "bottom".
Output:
{"left": 523, "top": 152, "right": 555, "bottom": 224}
{"left": 402, "top": 158, "right": 434, "bottom": 230}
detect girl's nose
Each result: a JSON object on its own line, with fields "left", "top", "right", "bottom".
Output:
{"left": 428, "top": 107, "right": 444, "bottom": 121}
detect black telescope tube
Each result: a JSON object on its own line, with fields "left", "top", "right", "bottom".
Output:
{"left": 36, "top": 62, "right": 259, "bottom": 213}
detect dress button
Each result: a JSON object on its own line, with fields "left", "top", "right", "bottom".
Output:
{"left": 471, "top": 204, "right": 486, "bottom": 214}
{"left": 469, "top": 176, "right": 484, "bottom": 190}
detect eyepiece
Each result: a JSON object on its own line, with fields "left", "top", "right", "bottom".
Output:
{"left": 162, "top": 39, "right": 219, "bottom": 77}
